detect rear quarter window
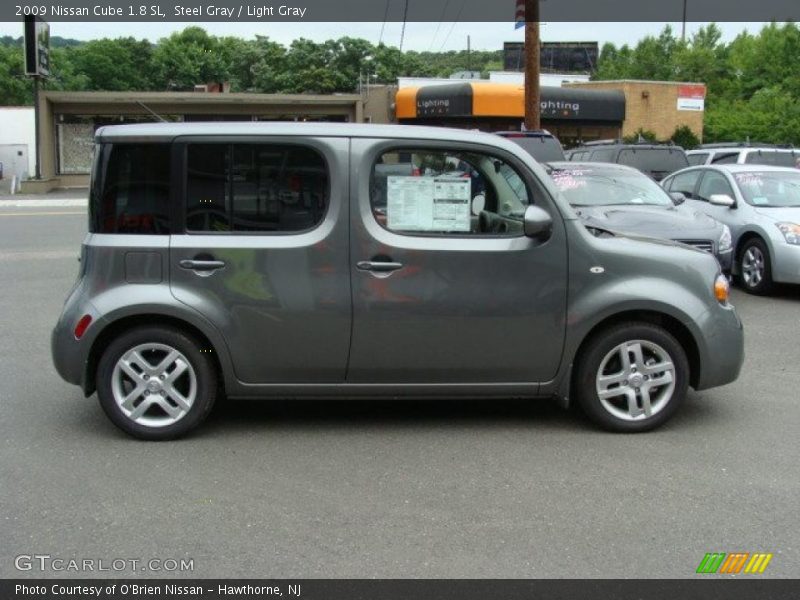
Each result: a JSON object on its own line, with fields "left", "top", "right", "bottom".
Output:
{"left": 90, "top": 143, "right": 171, "bottom": 234}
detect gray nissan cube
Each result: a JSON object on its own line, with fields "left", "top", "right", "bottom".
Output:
{"left": 52, "top": 123, "right": 744, "bottom": 440}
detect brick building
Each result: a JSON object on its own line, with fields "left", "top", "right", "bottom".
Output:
{"left": 565, "top": 80, "right": 705, "bottom": 141}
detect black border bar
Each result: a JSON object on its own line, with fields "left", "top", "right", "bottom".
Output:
{"left": 3, "top": 0, "right": 800, "bottom": 22}
{"left": 3, "top": 579, "right": 800, "bottom": 600}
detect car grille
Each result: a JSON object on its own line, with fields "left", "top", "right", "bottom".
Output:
{"left": 675, "top": 239, "right": 714, "bottom": 253}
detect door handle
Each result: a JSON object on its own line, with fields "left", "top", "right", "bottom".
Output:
{"left": 179, "top": 259, "right": 226, "bottom": 271}
{"left": 356, "top": 260, "right": 404, "bottom": 273}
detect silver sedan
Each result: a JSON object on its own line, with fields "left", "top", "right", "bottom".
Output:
{"left": 662, "top": 164, "right": 800, "bottom": 294}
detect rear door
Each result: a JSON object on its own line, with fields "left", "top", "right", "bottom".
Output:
{"left": 169, "top": 136, "right": 351, "bottom": 384}
{"left": 346, "top": 138, "right": 569, "bottom": 384}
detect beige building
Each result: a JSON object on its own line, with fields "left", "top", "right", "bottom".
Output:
{"left": 566, "top": 80, "right": 706, "bottom": 141}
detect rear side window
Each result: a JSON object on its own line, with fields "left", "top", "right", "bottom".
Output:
{"left": 617, "top": 148, "right": 689, "bottom": 177}
{"left": 508, "top": 137, "right": 565, "bottom": 162}
{"left": 744, "top": 151, "right": 799, "bottom": 167}
{"left": 90, "top": 143, "right": 171, "bottom": 234}
{"left": 687, "top": 153, "right": 708, "bottom": 165}
{"left": 588, "top": 149, "right": 615, "bottom": 161}
{"left": 186, "top": 143, "right": 328, "bottom": 233}
{"left": 711, "top": 152, "right": 739, "bottom": 164}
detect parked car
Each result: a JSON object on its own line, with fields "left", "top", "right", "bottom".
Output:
{"left": 494, "top": 130, "right": 566, "bottom": 162}
{"left": 686, "top": 143, "right": 800, "bottom": 167}
{"left": 565, "top": 141, "right": 689, "bottom": 181}
{"left": 545, "top": 162, "right": 732, "bottom": 271}
{"left": 662, "top": 164, "right": 800, "bottom": 294}
{"left": 52, "top": 123, "right": 743, "bottom": 439}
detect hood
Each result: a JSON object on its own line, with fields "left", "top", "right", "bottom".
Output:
{"left": 753, "top": 206, "right": 800, "bottom": 223}
{"left": 574, "top": 203, "right": 721, "bottom": 239}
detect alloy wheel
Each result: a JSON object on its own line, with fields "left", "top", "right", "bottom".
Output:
{"left": 595, "top": 340, "right": 676, "bottom": 421}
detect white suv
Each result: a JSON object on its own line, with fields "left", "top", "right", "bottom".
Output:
{"left": 687, "top": 145, "right": 800, "bottom": 167}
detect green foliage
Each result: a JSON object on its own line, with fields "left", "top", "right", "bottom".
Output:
{"left": 595, "top": 22, "right": 800, "bottom": 145}
{"left": 670, "top": 125, "right": 701, "bottom": 149}
{"left": 2, "top": 23, "right": 800, "bottom": 147}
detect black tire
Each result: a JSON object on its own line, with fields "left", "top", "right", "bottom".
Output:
{"left": 737, "top": 237, "right": 773, "bottom": 295}
{"left": 96, "top": 326, "right": 217, "bottom": 440}
{"left": 574, "top": 322, "right": 689, "bottom": 433}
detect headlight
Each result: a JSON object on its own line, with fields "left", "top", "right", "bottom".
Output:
{"left": 714, "top": 274, "right": 730, "bottom": 304}
{"left": 718, "top": 225, "right": 732, "bottom": 251}
{"left": 776, "top": 222, "right": 800, "bottom": 245}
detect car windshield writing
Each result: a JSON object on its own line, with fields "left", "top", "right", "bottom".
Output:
{"left": 734, "top": 172, "right": 800, "bottom": 207}
{"left": 550, "top": 167, "right": 672, "bottom": 207}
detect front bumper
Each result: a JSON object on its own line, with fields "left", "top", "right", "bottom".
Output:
{"left": 691, "top": 303, "right": 744, "bottom": 391}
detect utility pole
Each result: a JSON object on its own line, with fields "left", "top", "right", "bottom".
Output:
{"left": 399, "top": 0, "right": 409, "bottom": 52}
{"left": 681, "top": 0, "right": 687, "bottom": 41}
{"left": 523, "top": 0, "right": 541, "bottom": 130}
{"left": 467, "top": 35, "right": 471, "bottom": 73}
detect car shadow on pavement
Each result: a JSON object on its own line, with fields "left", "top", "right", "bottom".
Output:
{"left": 199, "top": 396, "right": 587, "bottom": 436}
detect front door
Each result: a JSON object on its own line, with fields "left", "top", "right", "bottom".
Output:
{"left": 347, "top": 138, "right": 568, "bottom": 384}
{"left": 169, "top": 136, "right": 351, "bottom": 384}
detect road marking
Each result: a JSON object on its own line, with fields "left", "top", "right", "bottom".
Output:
{"left": 0, "top": 250, "right": 77, "bottom": 261}
{"left": 0, "top": 211, "right": 85, "bottom": 217}
{"left": 0, "top": 199, "right": 87, "bottom": 208}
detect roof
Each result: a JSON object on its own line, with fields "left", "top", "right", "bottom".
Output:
{"left": 94, "top": 122, "right": 526, "bottom": 150}
{"left": 675, "top": 164, "right": 800, "bottom": 174}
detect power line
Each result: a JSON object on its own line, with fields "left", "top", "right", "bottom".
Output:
{"left": 378, "top": 0, "right": 391, "bottom": 46}
{"left": 399, "top": 0, "right": 410, "bottom": 52}
{"left": 438, "top": 0, "right": 466, "bottom": 52}
{"left": 427, "top": 0, "right": 453, "bottom": 52}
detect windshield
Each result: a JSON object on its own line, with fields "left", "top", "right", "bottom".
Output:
{"left": 617, "top": 148, "right": 689, "bottom": 179}
{"left": 548, "top": 166, "right": 673, "bottom": 207}
{"left": 733, "top": 171, "right": 800, "bottom": 207}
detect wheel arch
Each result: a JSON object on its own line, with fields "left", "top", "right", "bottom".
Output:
{"left": 733, "top": 230, "right": 771, "bottom": 273}
{"left": 571, "top": 310, "right": 701, "bottom": 390}
{"left": 83, "top": 313, "right": 226, "bottom": 397}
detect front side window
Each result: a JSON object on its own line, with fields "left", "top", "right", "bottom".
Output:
{"left": 186, "top": 143, "right": 328, "bottom": 233}
{"left": 589, "top": 149, "right": 615, "bottom": 162}
{"left": 371, "top": 149, "right": 530, "bottom": 236}
{"left": 711, "top": 152, "right": 739, "bottom": 164}
{"left": 90, "top": 143, "right": 171, "bottom": 234}
{"left": 697, "top": 171, "right": 735, "bottom": 202}
{"left": 668, "top": 170, "right": 702, "bottom": 197}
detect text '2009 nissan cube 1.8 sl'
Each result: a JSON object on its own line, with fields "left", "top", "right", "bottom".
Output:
{"left": 52, "top": 123, "right": 744, "bottom": 440}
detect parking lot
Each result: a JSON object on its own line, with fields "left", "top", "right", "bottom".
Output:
{"left": 1, "top": 201, "right": 798, "bottom": 578}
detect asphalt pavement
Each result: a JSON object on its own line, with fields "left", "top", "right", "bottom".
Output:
{"left": 1, "top": 202, "right": 798, "bottom": 579}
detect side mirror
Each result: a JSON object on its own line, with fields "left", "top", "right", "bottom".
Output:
{"left": 669, "top": 192, "right": 686, "bottom": 206}
{"left": 709, "top": 193, "right": 735, "bottom": 207}
{"left": 524, "top": 205, "right": 553, "bottom": 239}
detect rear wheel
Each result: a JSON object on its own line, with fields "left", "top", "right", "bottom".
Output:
{"left": 574, "top": 323, "right": 689, "bottom": 432}
{"left": 96, "top": 326, "right": 217, "bottom": 440}
{"left": 737, "top": 238, "right": 773, "bottom": 295}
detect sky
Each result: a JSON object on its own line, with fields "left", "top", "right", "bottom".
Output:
{"left": 0, "top": 21, "right": 768, "bottom": 51}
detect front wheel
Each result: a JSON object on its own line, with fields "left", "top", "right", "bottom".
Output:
{"left": 96, "top": 326, "right": 217, "bottom": 440}
{"left": 574, "top": 323, "right": 689, "bottom": 432}
{"left": 737, "top": 238, "right": 773, "bottom": 295}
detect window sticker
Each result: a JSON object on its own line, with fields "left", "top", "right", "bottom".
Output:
{"left": 751, "top": 196, "right": 769, "bottom": 205}
{"left": 387, "top": 176, "right": 471, "bottom": 232}
{"left": 734, "top": 173, "right": 764, "bottom": 186}
{"left": 551, "top": 169, "right": 590, "bottom": 191}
